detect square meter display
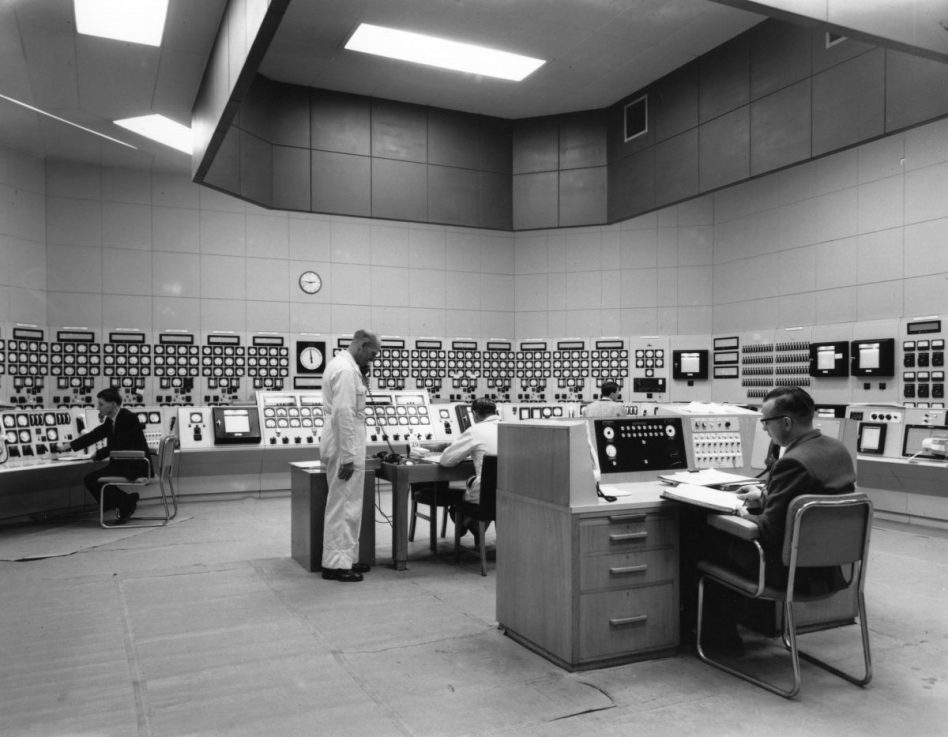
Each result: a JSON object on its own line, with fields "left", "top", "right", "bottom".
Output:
{"left": 593, "top": 417, "right": 687, "bottom": 473}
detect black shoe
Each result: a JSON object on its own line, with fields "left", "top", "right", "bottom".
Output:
{"left": 321, "top": 568, "right": 363, "bottom": 582}
{"left": 351, "top": 563, "right": 371, "bottom": 574}
{"left": 116, "top": 493, "right": 139, "bottom": 523}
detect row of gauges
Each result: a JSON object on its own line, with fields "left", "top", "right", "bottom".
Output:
{"left": 365, "top": 405, "right": 429, "bottom": 417}
{"left": 2, "top": 411, "right": 72, "bottom": 427}
{"left": 264, "top": 417, "right": 325, "bottom": 429}
{"left": 367, "top": 415, "right": 432, "bottom": 426}
{"left": 263, "top": 407, "right": 324, "bottom": 418}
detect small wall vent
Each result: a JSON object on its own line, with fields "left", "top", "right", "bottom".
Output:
{"left": 624, "top": 95, "right": 647, "bottom": 142}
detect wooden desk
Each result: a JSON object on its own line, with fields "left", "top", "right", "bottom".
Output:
{"left": 376, "top": 460, "right": 473, "bottom": 571}
{"left": 290, "top": 460, "right": 377, "bottom": 572}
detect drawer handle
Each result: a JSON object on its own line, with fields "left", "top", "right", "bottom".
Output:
{"left": 609, "top": 514, "right": 646, "bottom": 522}
{"left": 609, "top": 532, "right": 647, "bottom": 542}
{"left": 610, "top": 614, "right": 648, "bottom": 627}
{"left": 610, "top": 565, "right": 647, "bottom": 575}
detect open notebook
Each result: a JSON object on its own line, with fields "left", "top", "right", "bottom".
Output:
{"left": 660, "top": 483, "right": 745, "bottom": 514}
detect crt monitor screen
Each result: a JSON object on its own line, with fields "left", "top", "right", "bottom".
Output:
{"left": 851, "top": 338, "right": 895, "bottom": 377}
{"left": 809, "top": 341, "right": 849, "bottom": 377}
{"left": 902, "top": 424, "right": 948, "bottom": 458}
{"left": 672, "top": 349, "right": 709, "bottom": 380}
{"left": 857, "top": 423, "right": 886, "bottom": 454}
{"left": 212, "top": 407, "right": 261, "bottom": 444}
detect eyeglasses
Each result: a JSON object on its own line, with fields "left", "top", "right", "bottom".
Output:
{"left": 759, "top": 415, "right": 789, "bottom": 427}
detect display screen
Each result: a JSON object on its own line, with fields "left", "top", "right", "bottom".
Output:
{"left": 672, "top": 349, "right": 708, "bottom": 380}
{"left": 212, "top": 407, "right": 261, "bottom": 444}
{"left": 809, "top": 341, "right": 849, "bottom": 377}
{"left": 902, "top": 424, "right": 948, "bottom": 458}
{"left": 857, "top": 423, "right": 886, "bottom": 454}
{"left": 223, "top": 411, "right": 251, "bottom": 434}
{"left": 859, "top": 344, "right": 880, "bottom": 369}
{"left": 851, "top": 338, "right": 895, "bottom": 377}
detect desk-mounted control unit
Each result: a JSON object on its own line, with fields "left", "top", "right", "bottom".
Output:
{"left": 257, "top": 392, "right": 324, "bottom": 447}
{"left": 1, "top": 408, "right": 90, "bottom": 460}
{"left": 365, "top": 391, "right": 433, "bottom": 444}
{"left": 177, "top": 407, "right": 214, "bottom": 449}
{"left": 592, "top": 417, "right": 687, "bottom": 475}
{"left": 686, "top": 416, "right": 744, "bottom": 469}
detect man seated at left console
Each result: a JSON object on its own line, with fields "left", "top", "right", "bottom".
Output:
{"left": 53, "top": 388, "right": 151, "bottom": 523}
{"left": 438, "top": 396, "right": 500, "bottom": 543}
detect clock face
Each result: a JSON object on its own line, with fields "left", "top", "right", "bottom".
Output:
{"left": 298, "top": 270, "right": 322, "bottom": 294}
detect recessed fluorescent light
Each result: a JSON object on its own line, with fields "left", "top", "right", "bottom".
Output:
{"left": 345, "top": 23, "right": 545, "bottom": 81}
{"left": 0, "top": 93, "right": 136, "bottom": 148}
{"left": 75, "top": 0, "right": 168, "bottom": 47}
{"left": 113, "top": 114, "right": 191, "bottom": 153}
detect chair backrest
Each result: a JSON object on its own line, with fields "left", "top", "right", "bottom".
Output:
{"left": 478, "top": 455, "right": 498, "bottom": 519}
{"left": 156, "top": 435, "right": 178, "bottom": 480}
{"left": 783, "top": 492, "right": 872, "bottom": 569}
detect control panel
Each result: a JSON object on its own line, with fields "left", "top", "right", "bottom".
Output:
{"left": 846, "top": 404, "right": 904, "bottom": 457}
{"left": 257, "top": 392, "right": 324, "bottom": 447}
{"left": 686, "top": 416, "right": 744, "bottom": 469}
{"left": 591, "top": 417, "right": 687, "bottom": 475}
{"left": 1, "top": 408, "right": 90, "bottom": 460}
{"left": 365, "top": 391, "right": 434, "bottom": 444}
{"left": 498, "top": 403, "right": 578, "bottom": 422}
{"left": 176, "top": 407, "right": 215, "bottom": 449}
{"left": 901, "top": 317, "right": 946, "bottom": 406}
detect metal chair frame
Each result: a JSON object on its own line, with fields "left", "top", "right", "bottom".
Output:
{"left": 98, "top": 435, "right": 179, "bottom": 529}
{"left": 408, "top": 482, "right": 464, "bottom": 542}
{"left": 696, "top": 492, "right": 873, "bottom": 698}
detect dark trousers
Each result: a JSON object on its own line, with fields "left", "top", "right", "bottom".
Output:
{"left": 83, "top": 461, "right": 145, "bottom": 511}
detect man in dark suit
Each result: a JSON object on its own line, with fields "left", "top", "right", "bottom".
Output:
{"left": 701, "top": 386, "right": 855, "bottom": 649}
{"left": 54, "top": 388, "right": 151, "bottom": 523}
{"left": 736, "top": 386, "right": 856, "bottom": 590}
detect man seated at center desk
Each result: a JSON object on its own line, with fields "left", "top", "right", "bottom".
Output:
{"left": 438, "top": 396, "right": 499, "bottom": 544}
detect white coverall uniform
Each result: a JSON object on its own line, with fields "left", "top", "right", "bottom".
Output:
{"left": 321, "top": 350, "right": 368, "bottom": 570}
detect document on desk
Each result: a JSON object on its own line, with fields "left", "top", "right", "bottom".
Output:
{"left": 660, "top": 483, "right": 745, "bottom": 514}
{"left": 659, "top": 469, "right": 759, "bottom": 488}
{"left": 415, "top": 452, "right": 443, "bottom": 465}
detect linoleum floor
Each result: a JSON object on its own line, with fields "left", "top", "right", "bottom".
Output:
{"left": 1, "top": 491, "right": 946, "bottom": 737}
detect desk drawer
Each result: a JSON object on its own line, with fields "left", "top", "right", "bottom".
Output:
{"left": 579, "top": 548, "right": 675, "bottom": 591}
{"left": 578, "top": 512, "right": 675, "bottom": 554}
{"left": 578, "top": 584, "right": 677, "bottom": 660}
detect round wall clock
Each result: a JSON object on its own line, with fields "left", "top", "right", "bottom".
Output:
{"left": 298, "top": 270, "right": 322, "bottom": 294}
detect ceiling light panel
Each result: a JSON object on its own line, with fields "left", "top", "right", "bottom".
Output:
{"left": 75, "top": 0, "right": 169, "bottom": 47}
{"left": 113, "top": 114, "right": 190, "bottom": 153}
{"left": 344, "top": 23, "right": 545, "bottom": 82}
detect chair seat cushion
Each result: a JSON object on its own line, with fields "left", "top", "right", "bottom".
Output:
{"left": 699, "top": 560, "right": 844, "bottom": 602}
{"left": 98, "top": 476, "right": 150, "bottom": 484}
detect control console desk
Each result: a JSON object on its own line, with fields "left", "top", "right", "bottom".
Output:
{"left": 496, "top": 421, "right": 680, "bottom": 671}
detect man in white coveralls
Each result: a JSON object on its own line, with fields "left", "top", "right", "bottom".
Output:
{"left": 321, "top": 329, "right": 381, "bottom": 582}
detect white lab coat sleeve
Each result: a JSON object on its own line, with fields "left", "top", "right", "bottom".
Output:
{"left": 332, "top": 367, "right": 360, "bottom": 465}
{"left": 439, "top": 428, "right": 477, "bottom": 467}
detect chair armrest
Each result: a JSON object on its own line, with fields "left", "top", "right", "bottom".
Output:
{"left": 707, "top": 513, "right": 760, "bottom": 541}
{"left": 110, "top": 451, "right": 147, "bottom": 460}
{"left": 703, "top": 514, "right": 767, "bottom": 596}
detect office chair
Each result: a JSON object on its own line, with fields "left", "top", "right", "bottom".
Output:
{"left": 98, "top": 435, "right": 179, "bottom": 529}
{"left": 454, "top": 455, "right": 497, "bottom": 576}
{"left": 696, "top": 492, "right": 873, "bottom": 698}
{"left": 408, "top": 481, "right": 465, "bottom": 543}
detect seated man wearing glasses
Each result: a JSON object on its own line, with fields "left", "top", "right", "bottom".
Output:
{"left": 702, "top": 386, "right": 856, "bottom": 649}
